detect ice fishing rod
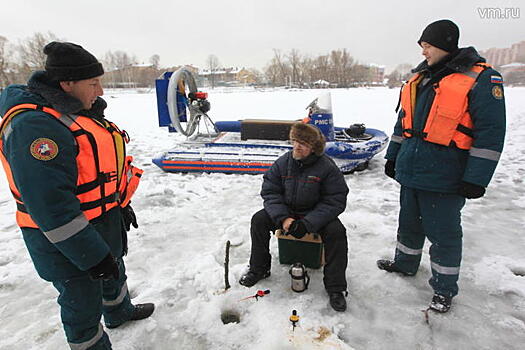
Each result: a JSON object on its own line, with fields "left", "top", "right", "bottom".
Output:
{"left": 239, "top": 289, "right": 270, "bottom": 301}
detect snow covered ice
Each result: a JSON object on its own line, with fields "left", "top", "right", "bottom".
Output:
{"left": 1, "top": 87, "right": 525, "bottom": 349}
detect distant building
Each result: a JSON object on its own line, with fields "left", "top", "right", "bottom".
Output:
{"left": 480, "top": 41, "right": 525, "bottom": 67}
{"left": 236, "top": 68, "right": 258, "bottom": 85}
{"left": 500, "top": 62, "right": 525, "bottom": 85}
{"left": 199, "top": 67, "right": 241, "bottom": 86}
{"left": 104, "top": 63, "right": 159, "bottom": 88}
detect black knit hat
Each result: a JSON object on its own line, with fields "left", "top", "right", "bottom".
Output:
{"left": 417, "top": 19, "right": 459, "bottom": 53}
{"left": 44, "top": 41, "right": 104, "bottom": 81}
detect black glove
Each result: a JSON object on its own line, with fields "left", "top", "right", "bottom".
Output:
{"left": 122, "top": 204, "right": 138, "bottom": 231}
{"left": 89, "top": 253, "right": 119, "bottom": 280}
{"left": 385, "top": 160, "right": 396, "bottom": 179}
{"left": 288, "top": 220, "right": 308, "bottom": 239}
{"left": 458, "top": 181, "right": 486, "bottom": 199}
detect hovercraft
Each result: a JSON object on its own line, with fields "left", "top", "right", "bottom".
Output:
{"left": 152, "top": 67, "right": 388, "bottom": 174}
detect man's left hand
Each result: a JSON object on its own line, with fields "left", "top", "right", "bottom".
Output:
{"left": 122, "top": 204, "right": 138, "bottom": 231}
{"left": 288, "top": 220, "right": 308, "bottom": 239}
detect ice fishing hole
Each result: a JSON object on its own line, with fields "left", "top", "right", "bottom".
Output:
{"left": 510, "top": 267, "right": 525, "bottom": 277}
{"left": 221, "top": 310, "right": 240, "bottom": 324}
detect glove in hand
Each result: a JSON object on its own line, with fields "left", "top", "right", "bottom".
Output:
{"left": 288, "top": 220, "right": 308, "bottom": 239}
{"left": 89, "top": 253, "right": 119, "bottom": 281}
{"left": 458, "top": 181, "right": 486, "bottom": 199}
{"left": 122, "top": 204, "right": 138, "bottom": 231}
{"left": 385, "top": 160, "right": 396, "bottom": 179}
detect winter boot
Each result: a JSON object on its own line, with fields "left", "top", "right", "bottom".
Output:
{"left": 106, "top": 303, "right": 155, "bottom": 329}
{"left": 328, "top": 292, "right": 347, "bottom": 312}
{"left": 239, "top": 270, "right": 270, "bottom": 287}
{"left": 429, "top": 294, "right": 452, "bottom": 313}
{"left": 376, "top": 259, "right": 414, "bottom": 276}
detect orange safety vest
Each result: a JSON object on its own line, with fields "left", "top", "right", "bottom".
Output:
{"left": 399, "top": 63, "right": 491, "bottom": 150}
{"left": 0, "top": 103, "right": 143, "bottom": 228}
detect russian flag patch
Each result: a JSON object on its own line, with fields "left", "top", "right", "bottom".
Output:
{"left": 491, "top": 75, "right": 503, "bottom": 84}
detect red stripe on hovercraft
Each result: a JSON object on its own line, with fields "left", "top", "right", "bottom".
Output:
{"left": 162, "top": 165, "right": 269, "bottom": 172}
{"left": 161, "top": 160, "right": 273, "bottom": 167}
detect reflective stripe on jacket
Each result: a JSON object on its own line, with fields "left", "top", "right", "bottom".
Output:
{"left": 0, "top": 103, "right": 142, "bottom": 228}
{"left": 400, "top": 63, "right": 491, "bottom": 150}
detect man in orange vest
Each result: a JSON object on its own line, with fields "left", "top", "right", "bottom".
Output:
{"left": 377, "top": 20, "right": 506, "bottom": 313}
{"left": 0, "top": 42, "right": 154, "bottom": 349}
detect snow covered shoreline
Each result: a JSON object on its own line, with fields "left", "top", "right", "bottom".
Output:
{"left": 1, "top": 87, "right": 524, "bottom": 349}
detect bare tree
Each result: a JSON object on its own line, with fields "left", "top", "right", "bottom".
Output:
{"left": 102, "top": 50, "right": 139, "bottom": 88}
{"left": 0, "top": 36, "right": 11, "bottom": 88}
{"left": 18, "top": 32, "right": 60, "bottom": 71}
{"left": 312, "top": 55, "right": 330, "bottom": 82}
{"left": 272, "top": 49, "right": 290, "bottom": 86}
{"left": 287, "top": 49, "right": 302, "bottom": 87}
{"left": 349, "top": 64, "right": 371, "bottom": 85}
{"left": 264, "top": 62, "right": 279, "bottom": 87}
{"left": 149, "top": 54, "right": 160, "bottom": 69}
{"left": 340, "top": 49, "right": 354, "bottom": 87}
{"left": 113, "top": 50, "right": 137, "bottom": 69}
{"left": 395, "top": 63, "right": 414, "bottom": 81}
{"left": 328, "top": 49, "right": 354, "bottom": 87}
{"left": 206, "top": 54, "right": 220, "bottom": 88}
{"left": 8, "top": 32, "right": 63, "bottom": 83}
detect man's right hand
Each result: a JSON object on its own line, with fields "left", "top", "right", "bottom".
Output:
{"left": 282, "top": 217, "right": 295, "bottom": 232}
{"left": 122, "top": 204, "right": 138, "bottom": 231}
{"left": 88, "top": 253, "right": 119, "bottom": 281}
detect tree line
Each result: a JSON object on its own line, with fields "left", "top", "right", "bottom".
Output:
{"left": 1, "top": 32, "right": 390, "bottom": 89}
{"left": 263, "top": 48, "right": 386, "bottom": 88}
{"left": 3, "top": 31, "right": 525, "bottom": 90}
{"left": 0, "top": 32, "right": 162, "bottom": 89}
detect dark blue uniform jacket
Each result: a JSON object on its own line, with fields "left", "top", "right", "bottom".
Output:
{"left": 0, "top": 72, "right": 125, "bottom": 281}
{"left": 385, "top": 47, "right": 506, "bottom": 192}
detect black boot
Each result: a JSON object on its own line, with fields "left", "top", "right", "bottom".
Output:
{"left": 376, "top": 259, "right": 414, "bottom": 276}
{"left": 328, "top": 292, "right": 347, "bottom": 312}
{"left": 429, "top": 294, "right": 452, "bottom": 313}
{"left": 106, "top": 303, "right": 155, "bottom": 329}
{"left": 239, "top": 270, "right": 270, "bottom": 287}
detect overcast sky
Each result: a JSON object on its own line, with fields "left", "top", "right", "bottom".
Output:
{"left": 2, "top": 0, "right": 524, "bottom": 72}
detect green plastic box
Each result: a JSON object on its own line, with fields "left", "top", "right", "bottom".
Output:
{"left": 276, "top": 230, "right": 324, "bottom": 269}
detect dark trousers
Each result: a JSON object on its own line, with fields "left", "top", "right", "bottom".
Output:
{"left": 394, "top": 186, "right": 465, "bottom": 297}
{"left": 52, "top": 257, "right": 135, "bottom": 349}
{"left": 249, "top": 209, "right": 348, "bottom": 293}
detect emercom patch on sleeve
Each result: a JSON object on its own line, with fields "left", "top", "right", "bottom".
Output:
{"left": 492, "top": 85, "right": 504, "bottom": 100}
{"left": 30, "top": 138, "right": 59, "bottom": 161}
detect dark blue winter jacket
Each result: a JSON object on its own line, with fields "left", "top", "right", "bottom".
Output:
{"left": 385, "top": 47, "right": 506, "bottom": 192}
{"left": 0, "top": 72, "right": 125, "bottom": 281}
{"left": 261, "top": 151, "right": 348, "bottom": 233}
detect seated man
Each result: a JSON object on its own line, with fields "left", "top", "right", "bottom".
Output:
{"left": 239, "top": 123, "right": 350, "bottom": 312}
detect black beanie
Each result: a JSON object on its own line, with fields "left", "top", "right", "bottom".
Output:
{"left": 44, "top": 41, "right": 104, "bottom": 81}
{"left": 417, "top": 19, "right": 459, "bottom": 53}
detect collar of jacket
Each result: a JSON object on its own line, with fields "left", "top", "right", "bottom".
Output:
{"left": 27, "top": 71, "right": 107, "bottom": 118}
{"left": 294, "top": 153, "right": 321, "bottom": 168}
{"left": 412, "top": 47, "right": 485, "bottom": 75}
